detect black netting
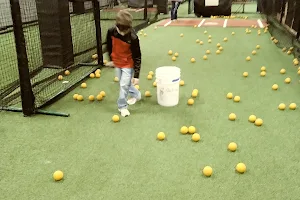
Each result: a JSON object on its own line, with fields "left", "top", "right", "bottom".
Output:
{"left": 0, "top": 0, "right": 99, "bottom": 108}
{"left": 262, "top": 0, "right": 300, "bottom": 60}
{"left": 100, "top": 0, "right": 157, "bottom": 21}
{"left": 0, "top": 0, "right": 20, "bottom": 108}
{"left": 97, "top": 0, "right": 158, "bottom": 51}
{"left": 0, "top": 0, "right": 158, "bottom": 113}
{"left": 232, "top": 0, "right": 258, "bottom": 14}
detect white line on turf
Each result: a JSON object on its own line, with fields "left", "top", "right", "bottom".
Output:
{"left": 164, "top": 20, "right": 172, "bottom": 27}
{"left": 257, "top": 19, "right": 264, "bottom": 28}
{"left": 198, "top": 19, "right": 205, "bottom": 27}
{"left": 135, "top": 8, "right": 144, "bottom": 12}
{"left": 223, "top": 19, "right": 228, "bottom": 28}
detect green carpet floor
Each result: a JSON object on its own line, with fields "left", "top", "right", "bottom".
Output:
{"left": 1, "top": 7, "right": 300, "bottom": 200}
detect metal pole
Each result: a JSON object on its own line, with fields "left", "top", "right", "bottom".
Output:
{"left": 9, "top": 0, "right": 35, "bottom": 116}
{"left": 144, "top": 0, "right": 148, "bottom": 20}
{"left": 297, "top": 12, "right": 300, "bottom": 39}
{"left": 92, "top": 0, "right": 103, "bottom": 66}
{"left": 294, "top": 0, "right": 300, "bottom": 39}
{"left": 279, "top": 0, "right": 286, "bottom": 23}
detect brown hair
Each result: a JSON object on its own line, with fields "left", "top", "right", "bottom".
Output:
{"left": 116, "top": 10, "right": 133, "bottom": 27}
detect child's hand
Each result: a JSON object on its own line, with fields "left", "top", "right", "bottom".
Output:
{"left": 132, "top": 78, "right": 139, "bottom": 85}
{"left": 105, "top": 61, "right": 114, "bottom": 67}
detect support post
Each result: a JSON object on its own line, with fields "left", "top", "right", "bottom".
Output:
{"left": 280, "top": 0, "right": 286, "bottom": 23}
{"left": 92, "top": 0, "right": 103, "bottom": 66}
{"left": 10, "top": 0, "right": 35, "bottom": 116}
{"left": 296, "top": 1, "right": 300, "bottom": 39}
{"left": 297, "top": 18, "right": 300, "bottom": 40}
{"left": 144, "top": 0, "right": 148, "bottom": 20}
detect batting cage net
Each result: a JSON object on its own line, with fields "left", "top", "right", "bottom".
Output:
{"left": 231, "top": 0, "right": 258, "bottom": 14}
{"left": 0, "top": 1, "right": 19, "bottom": 110}
{"left": 262, "top": 0, "right": 300, "bottom": 61}
{"left": 0, "top": 0, "right": 157, "bottom": 116}
{"left": 100, "top": 0, "right": 157, "bottom": 21}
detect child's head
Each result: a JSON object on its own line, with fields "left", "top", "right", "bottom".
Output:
{"left": 116, "top": 10, "right": 133, "bottom": 36}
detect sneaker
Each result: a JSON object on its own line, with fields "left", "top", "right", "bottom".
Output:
{"left": 118, "top": 108, "right": 130, "bottom": 117}
{"left": 127, "top": 97, "right": 141, "bottom": 105}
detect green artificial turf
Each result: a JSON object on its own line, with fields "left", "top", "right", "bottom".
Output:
{"left": 1, "top": 3, "right": 300, "bottom": 199}
{"left": 2, "top": 21, "right": 300, "bottom": 199}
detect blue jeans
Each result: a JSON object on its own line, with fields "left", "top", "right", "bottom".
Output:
{"left": 115, "top": 67, "right": 141, "bottom": 109}
{"left": 171, "top": 1, "right": 181, "bottom": 20}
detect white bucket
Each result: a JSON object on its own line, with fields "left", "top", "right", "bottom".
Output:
{"left": 155, "top": 66, "right": 181, "bottom": 107}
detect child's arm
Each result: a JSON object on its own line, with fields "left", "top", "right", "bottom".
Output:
{"left": 106, "top": 28, "right": 113, "bottom": 62}
{"left": 131, "top": 36, "right": 141, "bottom": 79}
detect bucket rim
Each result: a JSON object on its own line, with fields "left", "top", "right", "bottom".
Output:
{"left": 155, "top": 66, "right": 181, "bottom": 74}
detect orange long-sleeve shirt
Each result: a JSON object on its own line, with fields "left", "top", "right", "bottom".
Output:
{"left": 106, "top": 27, "right": 142, "bottom": 78}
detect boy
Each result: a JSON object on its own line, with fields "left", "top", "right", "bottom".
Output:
{"left": 170, "top": 0, "right": 182, "bottom": 21}
{"left": 105, "top": 10, "right": 142, "bottom": 117}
